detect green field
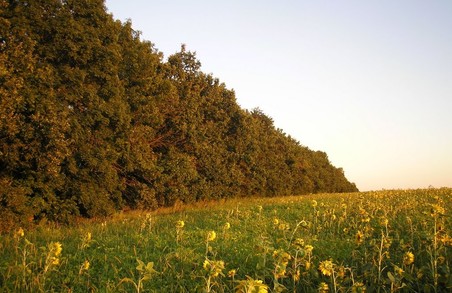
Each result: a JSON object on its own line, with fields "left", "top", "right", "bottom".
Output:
{"left": 1, "top": 188, "right": 451, "bottom": 292}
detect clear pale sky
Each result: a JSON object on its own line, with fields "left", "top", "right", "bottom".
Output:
{"left": 105, "top": 0, "right": 452, "bottom": 191}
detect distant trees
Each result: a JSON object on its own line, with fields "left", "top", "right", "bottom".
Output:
{"left": 0, "top": 0, "right": 357, "bottom": 231}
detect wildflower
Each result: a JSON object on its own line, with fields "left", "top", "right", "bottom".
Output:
{"left": 176, "top": 220, "right": 185, "bottom": 229}
{"left": 223, "top": 222, "right": 231, "bottom": 230}
{"left": 51, "top": 257, "right": 60, "bottom": 265}
{"left": 312, "top": 200, "right": 318, "bottom": 208}
{"left": 318, "top": 282, "right": 329, "bottom": 292}
{"left": 79, "top": 260, "right": 90, "bottom": 275}
{"left": 304, "top": 245, "right": 314, "bottom": 254}
{"left": 352, "top": 282, "right": 366, "bottom": 293}
{"left": 278, "top": 223, "right": 290, "bottom": 231}
{"left": 273, "top": 249, "right": 291, "bottom": 266}
{"left": 273, "top": 218, "right": 279, "bottom": 225}
{"left": 394, "top": 265, "right": 404, "bottom": 276}
{"left": 293, "top": 269, "right": 301, "bottom": 281}
{"left": 403, "top": 251, "right": 415, "bottom": 266}
{"left": 51, "top": 242, "right": 63, "bottom": 257}
{"left": 431, "top": 204, "right": 445, "bottom": 216}
{"left": 439, "top": 234, "right": 452, "bottom": 246}
{"left": 319, "top": 260, "right": 334, "bottom": 276}
{"left": 227, "top": 269, "right": 236, "bottom": 278}
{"left": 81, "top": 232, "right": 92, "bottom": 249}
{"left": 292, "top": 238, "right": 305, "bottom": 250}
{"left": 356, "top": 230, "right": 364, "bottom": 245}
{"left": 207, "top": 230, "right": 216, "bottom": 242}
{"left": 81, "top": 260, "right": 90, "bottom": 271}
{"left": 305, "top": 261, "right": 311, "bottom": 270}
{"left": 336, "top": 266, "right": 346, "bottom": 278}
{"left": 203, "top": 259, "right": 224, "bottom": 277}
{"left": 235, "top": 276, "right": 268, "bottom": 293}
{"left": 15, "top": 227, "right": 25, "bottom": 238}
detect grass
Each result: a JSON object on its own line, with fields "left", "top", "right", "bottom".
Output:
{"left": 0, "top": 188, "right": 451, "bottom": 292}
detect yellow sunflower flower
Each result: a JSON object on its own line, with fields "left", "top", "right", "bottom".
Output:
{"left": 319, "top": 260, "right": 334, "bottom": 276}
{"left": 403, "top": 251, "right": 415, "bottom": 266}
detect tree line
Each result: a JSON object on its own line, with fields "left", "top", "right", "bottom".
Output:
{"left": 0, "top": 0, "right": 357, "bottom": 230}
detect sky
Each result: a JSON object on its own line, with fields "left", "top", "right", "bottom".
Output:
{"left": 105, "top": 0, "right": 452, "bottom": 191}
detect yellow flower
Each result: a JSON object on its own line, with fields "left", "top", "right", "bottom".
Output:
{"left": 439, "top": 234, "right": 452, "bottom": 246}
{"left": 51, "top": 257, "right": 60, "bottom": 265}
{"left": 278, "top": 223, "right": 290, "bottom": 231}
{"left": 273, "top": 218, "right": 279, "bottom": 225}
{"left": 318, "top": 282, "right": 329, "bottom": 292}
{"left": 292, "top": 238, "right": 305, "bottom": 249}
{"left": 273, "top": 249, "right": 291, "bottom": 266}
{"left": 15, "top": 227, "right": 25, "bottom": 238}
{"left": 304, "top": 245, "right": 314, "bottom": 254}
{"left": 83, "top": 260, "right": 90, "bottom": 270}
{"left": 319, "top": 260, "right": 334, "bottom": 276}
{"left": 81, "top": 231, "right": 93, "bottom": 249}
{"left": 203, "top": 259, "right": 224, "bottom": 277}
{"left": 356, "top": 230, "right": 364, "bottom": 245}
{"left": 236, "top": 276, "right": 268, "bottom": 293}
{"left": 305, "top": 261, "right": 311, "bottom": 270}
{"left": 52, "top": 242, "right": 63, "bottom": 257}
{"left": 337, "top": 266, "right": 346, "bottom": 278}
{"left": 311, "top": 200, "right": 318, "bottom": 207}
{"left": 176, "top": 220, "right": 185, "bottom": 229}
{"left": 224, "top": 222, "right": 231, "bottom": 230}
{"left": 207, "top": 230, "right": 216, "bottom": 242}
{"left": 352, "top": 282, "right": 366, "bottom": 293}
{"left": 431, "top": 204, "right": 445, "bottom": 216}
{"left": 79, "top": 260, "right": 90, "bottom": 275}
{"left": 403, "top": 251, "right": 414, "bottom": 266}
{"left": 227, "top": 269, "right": 236, "bottom": 278}
{"left": 203, "top": 259, "right": 210, "bottom": 271}
{"left": 394, "top": 265, "right": 404, "bottom": 276}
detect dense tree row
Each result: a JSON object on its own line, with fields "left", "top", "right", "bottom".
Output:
{"left": 0, "top": 0, "right": 357, "bottom": 230}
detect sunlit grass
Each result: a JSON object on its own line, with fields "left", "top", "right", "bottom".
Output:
{"left": 1, "top": 188, "right": 451, "bottom": 292}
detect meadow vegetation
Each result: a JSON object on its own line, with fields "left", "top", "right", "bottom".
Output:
{"left": 1, "top": 188, "right": 450, "bottom": 292}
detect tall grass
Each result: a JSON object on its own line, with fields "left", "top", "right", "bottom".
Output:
{"left": 1, "top": 188, "right": 451, "bottom": 292}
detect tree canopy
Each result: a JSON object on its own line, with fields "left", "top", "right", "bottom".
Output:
{"left": 0, "top": 0, "right": 357, "bottom": 231}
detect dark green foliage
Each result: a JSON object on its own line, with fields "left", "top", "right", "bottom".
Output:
{"left": 0, "top": 0, "right": 357, "bottom": 231}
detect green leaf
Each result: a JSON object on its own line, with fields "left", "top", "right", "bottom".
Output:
{"left": 136, "top": 258, "right": 145, "bottom": 272}
{"left": 387, "top": 271, "right": 396, "bottom": 283}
